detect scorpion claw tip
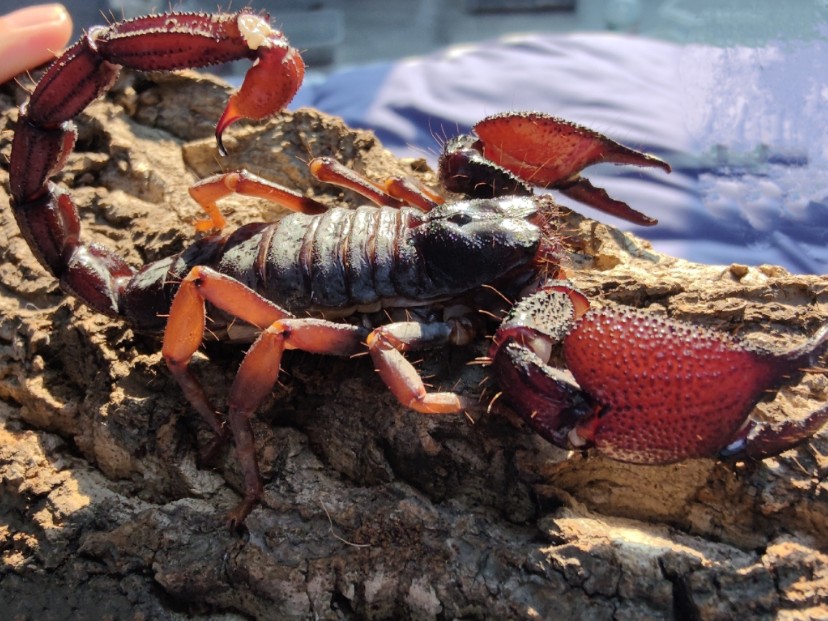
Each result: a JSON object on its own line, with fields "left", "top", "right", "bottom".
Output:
{"left": 216, "top": 137, "right": 228, "bottom": 158}
{"left": 215, "top": 102, "right": 241, "bottom": 157}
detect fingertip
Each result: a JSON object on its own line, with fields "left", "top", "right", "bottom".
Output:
{"left": 32, "top": 4, "right": 74, "bottom": 53}
{"left": 3, "top": 4, "right": 72, "bottom": 31}
{"left": 50, "top": 4, "right": 74, "bottom": 49}
{"left": 0, "top": 4, "right": 74, "bottom": 84}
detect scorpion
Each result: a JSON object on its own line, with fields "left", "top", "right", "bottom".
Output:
{"left": 9, "top": 10, "right": 828, "bottom": 526}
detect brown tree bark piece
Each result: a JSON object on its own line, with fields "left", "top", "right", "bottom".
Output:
{"left": 1, "top": 70, "right": 826, "bottom": 620}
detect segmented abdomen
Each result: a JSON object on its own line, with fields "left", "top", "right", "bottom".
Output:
{"left": 216, "top": 205, "right": 430, "bottom": 314}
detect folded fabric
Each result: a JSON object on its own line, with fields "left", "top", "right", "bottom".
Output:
{"left": 292, "top": 33, "right": 828, "bottom": 274}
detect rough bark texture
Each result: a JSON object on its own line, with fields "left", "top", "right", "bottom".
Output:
{"left": 1, "top": 70, "right": 827, "bottom": 620}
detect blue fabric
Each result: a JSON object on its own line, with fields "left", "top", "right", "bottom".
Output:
{"left": 291, "top": 33, "right": 828, "bottom": 274}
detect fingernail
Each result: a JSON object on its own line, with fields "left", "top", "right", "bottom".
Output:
{"left": 4, "top": 4, "right": 70, "bottom": 29}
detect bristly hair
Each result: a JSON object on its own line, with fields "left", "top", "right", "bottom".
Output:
{"left": 531, "top": 195, "right": 570, "bottom": 281}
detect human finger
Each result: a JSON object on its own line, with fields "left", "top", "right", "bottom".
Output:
{"left": 0, "top": 4, "right": 73, "bottom": 84}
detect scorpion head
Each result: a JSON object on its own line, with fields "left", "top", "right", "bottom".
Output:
{"left": 411, "top": 196, "right": 548, "bottom": 296}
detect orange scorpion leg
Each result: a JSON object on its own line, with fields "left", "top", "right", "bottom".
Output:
{"left": 161, "top": 266, "right": 292, "bottom": 463}
{"left": 223, "top": 317, "right": 363, "bottom": 527}
{"left": 188, "top": 170, "right": 329, "bottom": 232}
{"left": 191, "top": 157, "right": 444, "bottom": 230}
{"left": 162, "top": 266, "right": 367, "bottom": 526}
{"left": 309, "top": 157, "right": 444, "bottom": 212}
{"left": 367, "top": 322, "right": 475, "bottom": 414}
{"left": 163, "top": 267, "right": 478, "bottom": 524}
{"left": 382, "top": 176, "right": 444, "bottom": 211}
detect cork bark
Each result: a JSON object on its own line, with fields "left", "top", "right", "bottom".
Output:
{"left": 1, "top": 70, "right": 826, "bottom": 620}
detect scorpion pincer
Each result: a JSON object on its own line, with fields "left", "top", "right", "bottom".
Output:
{"left": 489, "top": 286, "right": 828, "bottom": 466}
{"left": 9, "top": 10, "right": 693, "bottom": 525}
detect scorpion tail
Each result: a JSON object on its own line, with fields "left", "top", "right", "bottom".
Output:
{"left": 9, "top": 10, "right": 304, "bottom": 316}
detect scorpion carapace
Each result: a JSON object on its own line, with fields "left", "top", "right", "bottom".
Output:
{"left": 14, "top": 9, "right": 819, "bottom": 528}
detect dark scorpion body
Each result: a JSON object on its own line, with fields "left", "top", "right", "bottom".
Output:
{"left": 218, "top": 200, "right": 534, "bottom": 315}
{"left": 10, "top": 9, "right": 827, "bottom": 526}
{"left": 127, "top": 198, "right": 547, "bottom": 334}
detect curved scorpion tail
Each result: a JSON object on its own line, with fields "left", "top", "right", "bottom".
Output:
{"left": 8, "top": 10, "right": 303, "bottom": 316}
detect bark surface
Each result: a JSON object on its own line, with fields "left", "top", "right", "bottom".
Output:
{"left": 1, "top": 71, "right": 826, "bottom": 620}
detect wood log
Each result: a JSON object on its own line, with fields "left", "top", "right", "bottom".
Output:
{"left": 1, "top": 70, "right": 826, "bottom": 620}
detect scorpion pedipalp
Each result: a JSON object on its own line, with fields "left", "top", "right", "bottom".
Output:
{"left": 440, "top": 112, "right": 672, "bottom": 226}
{"left": 490, "top": 287, "right": 828, "bottom": 464}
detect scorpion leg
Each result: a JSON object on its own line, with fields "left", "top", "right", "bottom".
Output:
{"left": 368, "top": 322, "right": 476, "bottom": 414}
{"left": 224, "top": 317, "right": 364, "bottom": 526}
{"left": 383, "top": 177, "right": 444, "bottom": 212}
{"left": 310, "top": 157, "right": 405, "bottom": 208}
{"left": 162, "top": 266, "right": 366, "bottom": 526}
{"left": 188, "top": 170, "right": 328, "bottom": 232}
{"left": 196, "top": 156, "right": 444, "bottom": 217}
{"left": 309, "top": 157, "right": 443, "bottom": 212}
{"left": 184, "top": 157, "right": 440, "bottom": 234}
{"left": 163, "top": 275, "right": 482, "bottom": 523}
{"left": 161, "top": 266, "right": 292, "bottom": 464}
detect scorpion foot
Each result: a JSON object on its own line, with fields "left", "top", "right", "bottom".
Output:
{"left": 197, "top": 433, "right": 229, "bottom": 468}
